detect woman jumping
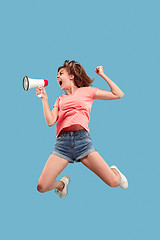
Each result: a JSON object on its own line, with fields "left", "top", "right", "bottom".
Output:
{"left": 36, "top": 60, "right": 128, "bottom": 198}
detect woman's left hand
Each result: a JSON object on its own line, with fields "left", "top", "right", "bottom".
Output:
{"left": 95, "top": 66, "right": 104, "bottom": 76}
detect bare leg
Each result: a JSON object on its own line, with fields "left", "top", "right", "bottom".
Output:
{"left": 81, "top": 151, "right": 120, "bottom": 187}
{"left": 37, "top": 154, "right": 69, "bottom": 193}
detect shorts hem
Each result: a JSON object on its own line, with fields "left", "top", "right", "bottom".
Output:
{"left": 75, "top": 147, "right": 97, "bottom": 162}
{"left": 51, "top": 151, "right": 74, "bottom": 163}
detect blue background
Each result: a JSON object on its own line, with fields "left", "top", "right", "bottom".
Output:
{"left": 1, "top": 0, "right": 159, "bottom": 239}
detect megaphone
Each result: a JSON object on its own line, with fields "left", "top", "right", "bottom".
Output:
{"left": 23, "top": 76, "right": 48, "bottom": 98}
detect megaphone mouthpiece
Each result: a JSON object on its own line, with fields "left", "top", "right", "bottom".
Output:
{"left": 44, "top": 80, "right": 48, "bottom": 87}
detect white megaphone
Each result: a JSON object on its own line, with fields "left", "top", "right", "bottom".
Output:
{"left": 23, "top": 76, "right": 48, "bottom": 98}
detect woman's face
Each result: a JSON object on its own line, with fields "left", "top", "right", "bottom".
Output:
{"left": 56, "top": 67, "right": 74, "bottom": 90}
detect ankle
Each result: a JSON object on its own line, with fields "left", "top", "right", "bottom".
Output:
{"left": 112, "top": 169, "right": 120, "bottom": 177}
{"left": 111, "top": 169, "right": 121, "bottom": 183}
{"left": 58, "top": 181, "right": 65, "bottom": 191}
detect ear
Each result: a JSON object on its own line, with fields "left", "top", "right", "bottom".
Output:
{"left": 70, "top": 74, "right": 74, "bottom": 80}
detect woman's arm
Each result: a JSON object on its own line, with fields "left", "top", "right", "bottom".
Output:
{"left": 94, "top": 66, "right": 124, "bottom": 100}
{"left": 36, "top": 87, "right": 58, "bottom": 126}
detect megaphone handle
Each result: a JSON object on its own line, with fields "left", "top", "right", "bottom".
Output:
{"left": 37, "top": 87, "right": 42, "bottom": 98}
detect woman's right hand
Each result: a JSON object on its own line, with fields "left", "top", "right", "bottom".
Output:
{"left": 36, "top": 87, "right": 48, "bottom": 101}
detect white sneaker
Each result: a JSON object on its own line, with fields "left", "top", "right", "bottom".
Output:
{"left": 111, "top": 165, "right": 128, "bottom": 189}
{"left": 55, "top": 176, "right": 70, "bottom": 198}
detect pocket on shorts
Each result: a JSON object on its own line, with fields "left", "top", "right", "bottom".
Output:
{"left": 77, "top": 131, "right": 90, "bottom": 140}
{"left": 57, "top": 133, "right": 65, "bottom": 142}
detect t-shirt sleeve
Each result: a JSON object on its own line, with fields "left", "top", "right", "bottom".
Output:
{"left": 88, "top": 86, "right": 98, "bottom": 99}
{"left": 53, "top": 97, "right": 60, "bottom": 109}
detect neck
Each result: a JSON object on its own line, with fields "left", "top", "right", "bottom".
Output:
{"left": 66, "top": 85, "right": 79, "bottom": 95}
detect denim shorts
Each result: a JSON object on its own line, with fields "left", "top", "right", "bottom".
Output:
{"left": 52, "top": 129, "right": 97, "bottom": 163}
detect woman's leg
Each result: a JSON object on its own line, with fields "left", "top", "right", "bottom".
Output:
{"left": 81, "top": 151, "right": 120, "bottom": 187}
{"left": 37, "top": 154, "right": 69, "bottom": 193}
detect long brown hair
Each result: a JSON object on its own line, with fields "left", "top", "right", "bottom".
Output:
{"left": 58, "top": 60, "right": 94, "bottom": 87}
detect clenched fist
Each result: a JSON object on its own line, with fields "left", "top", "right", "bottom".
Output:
{"left": 36, "top": 87, "right": 48, "bottom": 100}
{"left": 95, "top": 66, "right": 104, "bottom": 77}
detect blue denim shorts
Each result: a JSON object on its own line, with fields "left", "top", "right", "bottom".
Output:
{"left": 52, "top": 129, "right": 97, "bottom": 163}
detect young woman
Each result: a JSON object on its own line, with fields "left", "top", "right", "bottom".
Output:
{"left": 36, "top": 60, "right": 128, "bottom": 198}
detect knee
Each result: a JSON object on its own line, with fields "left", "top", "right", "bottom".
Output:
{"left": 37, "top": 182, "right": 46, "bottom": 193}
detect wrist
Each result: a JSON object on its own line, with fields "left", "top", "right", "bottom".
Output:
{"left": 99, "top": 72, "right": 106, "bottom": 78}
{"left": 42, "top": 98, "right": 48, "bottom": 104}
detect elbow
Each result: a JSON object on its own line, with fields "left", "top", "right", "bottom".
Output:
{"left": 117, "top": 92, "right": 124, "bottom": 99}
{"left": 120, "top": 92, "right": 124, "bottom": 98}
{"left": 47, "top": 121, "right": 55, "bottom": 127}
{"left": 46, "top": 117, "right": 57, "bottom": 127}
{"left": 48, "top": 123, "right": 55, "bottom": 127}
{"left": 48, "top": 124, "right": 53, "bottom": 127}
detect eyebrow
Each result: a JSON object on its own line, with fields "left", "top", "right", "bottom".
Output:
{"left": 59, "top": 69, "right": 66, "bottom": 75}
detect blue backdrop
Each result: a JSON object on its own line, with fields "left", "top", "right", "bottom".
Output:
{"left": 1, "top": 0, "right": 159, "bottom": 239}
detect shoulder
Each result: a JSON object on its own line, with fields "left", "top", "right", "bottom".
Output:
{"left": 87, "top": 86, "right": 98, "bottom": 98}
{"left": 80, "top": 86, "right": 98, "bottom": 94}
{"left": 58, "top": 94, "right": 66, "bottom": 100}
{"left": 54, "top": 94, "right": 65, "bottom": 105}
{"left": 77, "top": 86, "right": 98, "bottom": 99}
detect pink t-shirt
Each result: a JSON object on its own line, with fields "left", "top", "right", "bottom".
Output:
{"left": 53, "top": 86, "right": 98, "bottom": 137}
